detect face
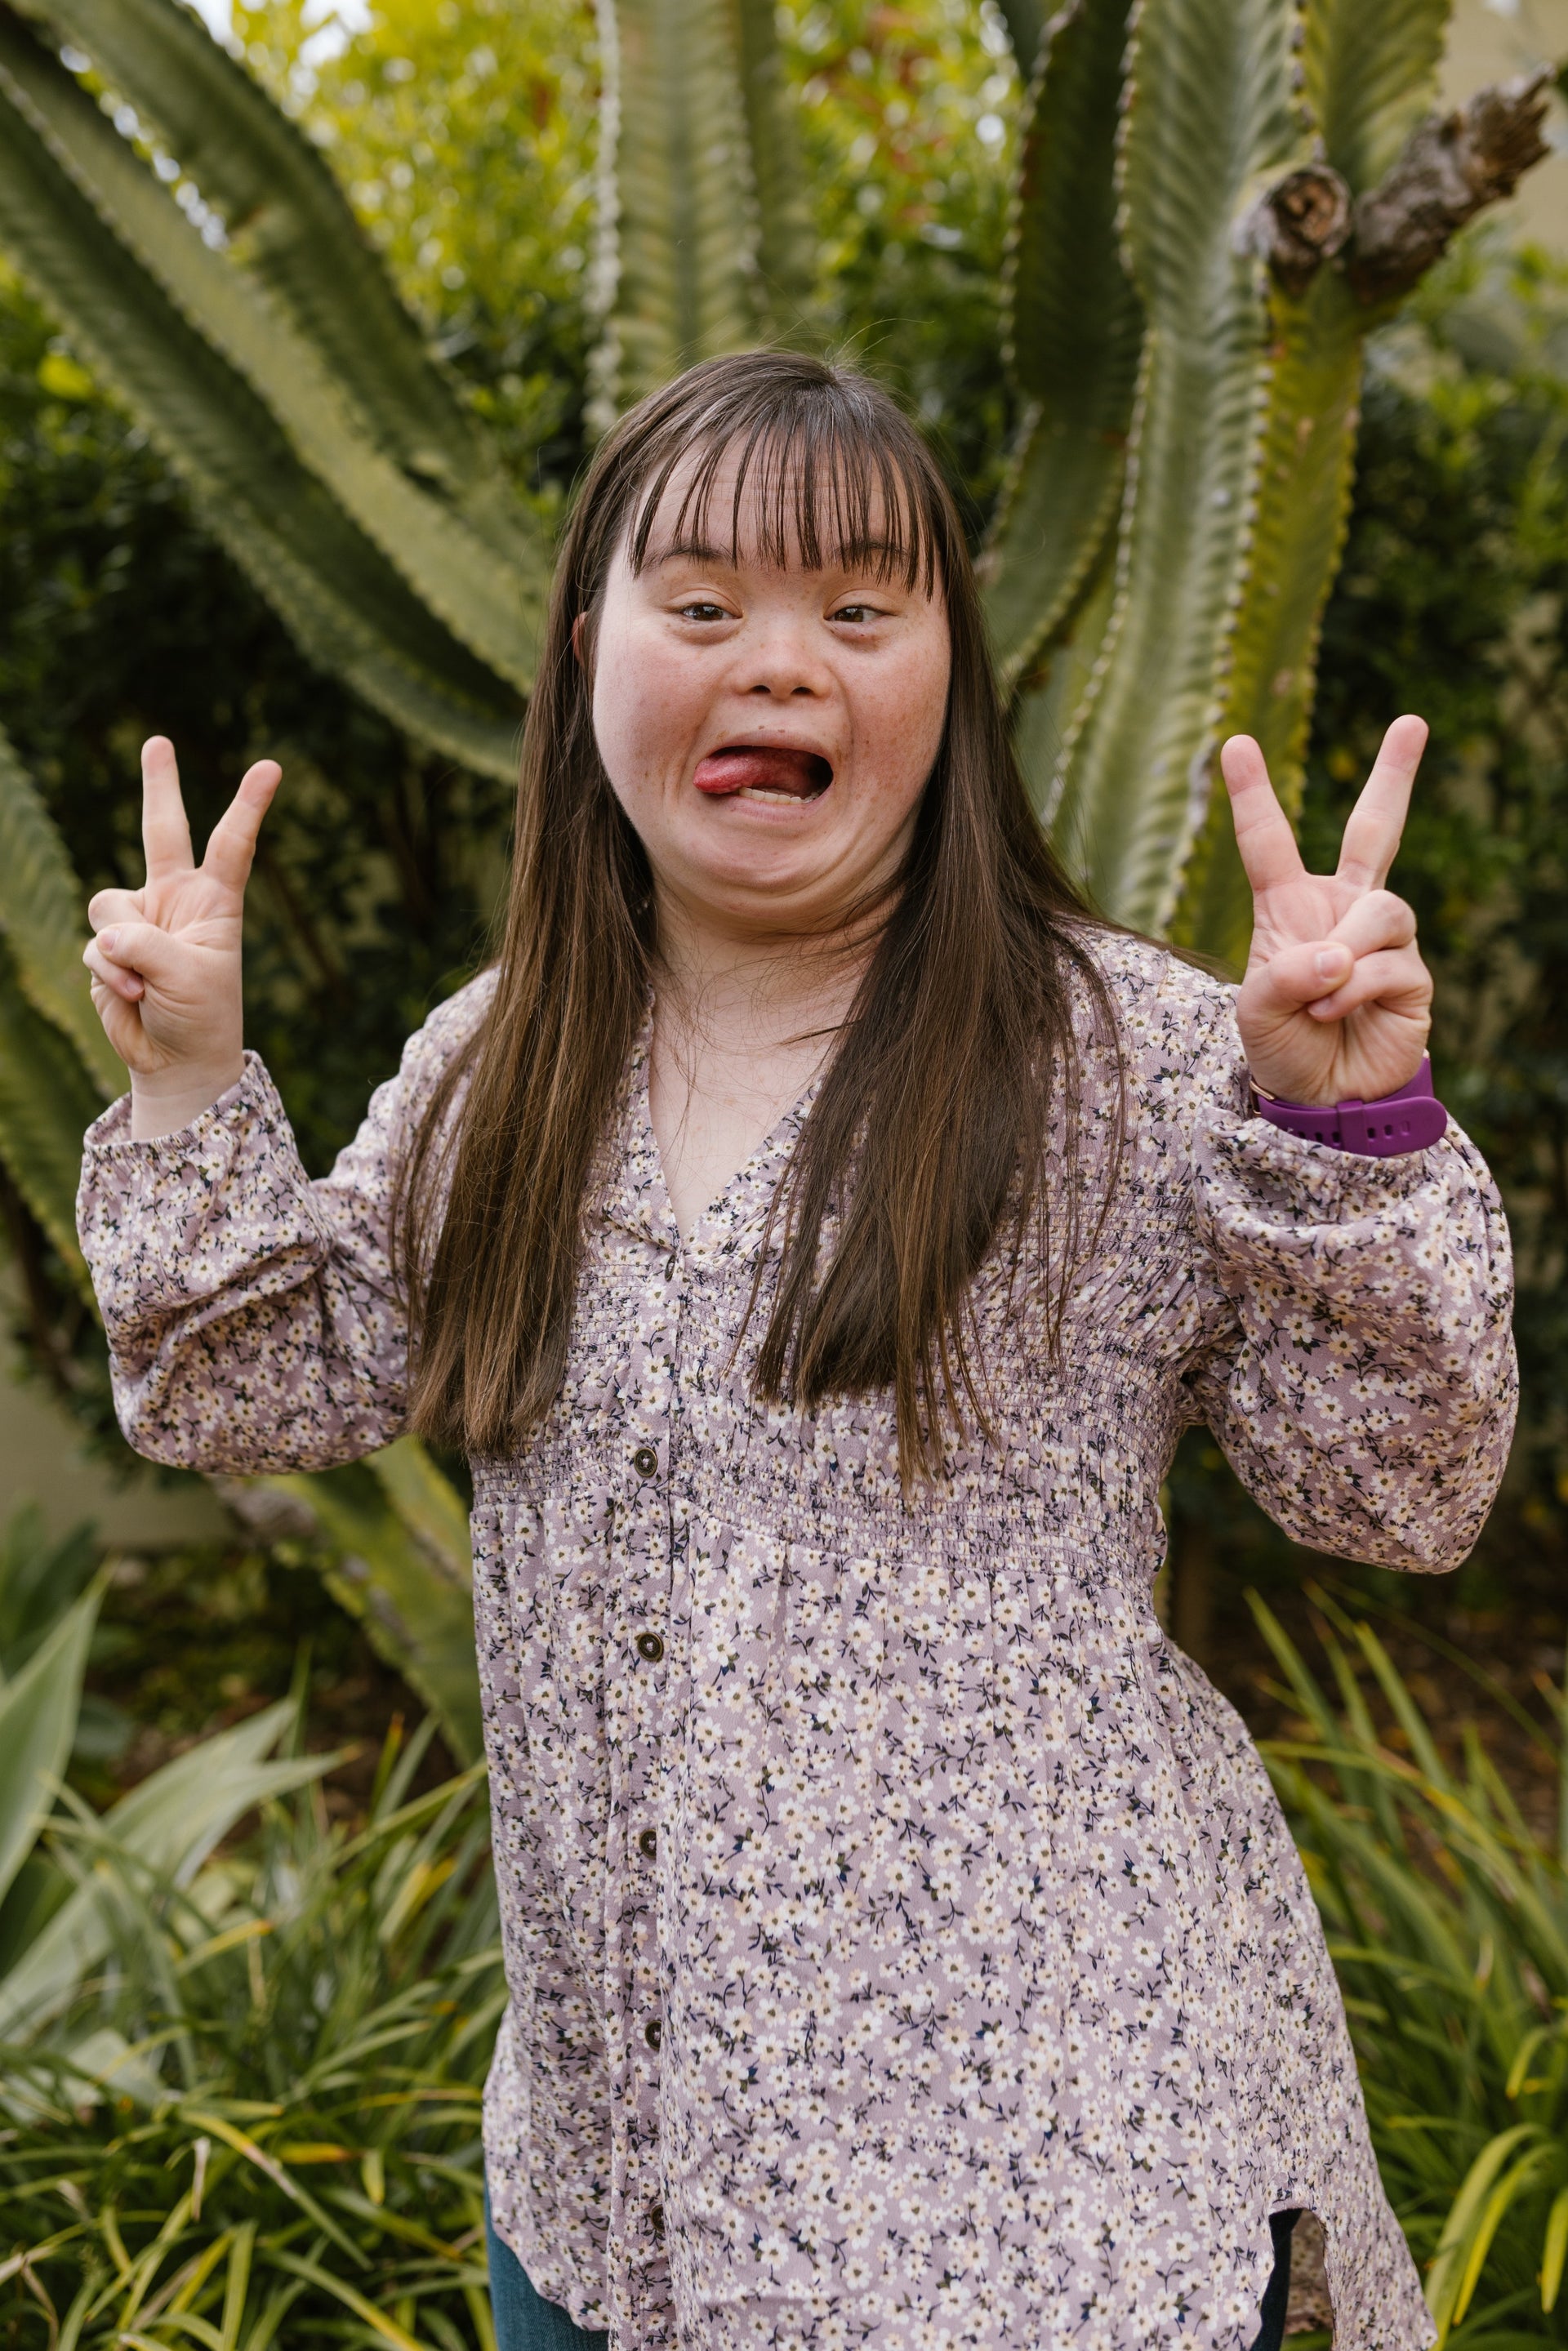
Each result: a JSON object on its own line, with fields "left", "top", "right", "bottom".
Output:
{"left": 586, "top": 447, "right": 952, "bottom": 946}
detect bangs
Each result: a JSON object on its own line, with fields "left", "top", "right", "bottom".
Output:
{"left": 624, "top": 396, "right": 940, "bottom": 595}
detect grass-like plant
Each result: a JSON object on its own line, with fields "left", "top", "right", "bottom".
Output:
{"left": 1258, "top": 1589, "right": 1568, "bottom": 2346}
{"left": 0, "top": 1716, "right": 503, "bottom": 2349}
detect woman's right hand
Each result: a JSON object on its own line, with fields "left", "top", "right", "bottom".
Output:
{"left": 83, "top": 737, "right": 281, "bottom": 1140}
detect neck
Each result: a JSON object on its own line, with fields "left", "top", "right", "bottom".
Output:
{"left": 651, "top": 886, "right": 878, "bottom": 1058}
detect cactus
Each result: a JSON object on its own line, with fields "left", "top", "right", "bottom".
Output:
{"left": 982, "top": 0, "right": 1143, "bottom": 697}
{"left": 0, "top": 0, "right": 1551, "bottom": 925}
{"left": 593, "top": 0, "right": 813, "bottom": 417}
{"left": 987, "top": 0, "right": 1553, "bottom": 952}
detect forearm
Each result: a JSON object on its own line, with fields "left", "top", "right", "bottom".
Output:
{"left": 80, "top": 1054, "right": 409, "bottom": 1472}
{"left": 1189, "top": 1111, "right": 1517, "bottom": 1570}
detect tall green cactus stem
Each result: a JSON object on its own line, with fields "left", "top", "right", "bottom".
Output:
{"left": 3, "top": 0, "right": 541, "bottom": 579}
{"left": 1170, "top": 278, "right": 1364, "bottom": 965}
{"left": 994, "top": 0, "right": 1048, "bottom": 77}
{"left": 0, "top": 13, "right": 540, "bottom": 699}
{"left": 982, "top": 0, "right": 1144, "bottom": 694}
{"left": 1048, "top": 0, "right": 1303, "bottom": 931}
{"left": 733, "top": 0, "right": 815, "bottom": 327}
{"left": 1170, "top": 0, "right": 1454, "bottom": 964}
{"left": 0, "top": 722, "right": 121, "bottom": 1099}
{"left": 592, "top": 0, "right": 763, "bottom": 417}
{"left": 0, "top": 16, "right": 523, "bottom": 777}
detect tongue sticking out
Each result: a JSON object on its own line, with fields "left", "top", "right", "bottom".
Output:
{"left": 693, "top": 746, "right": 832, "bottom": 799}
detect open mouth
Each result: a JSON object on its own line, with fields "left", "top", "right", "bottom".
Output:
{"left": 692, "top": 745, "right": 834, "bottom": 804}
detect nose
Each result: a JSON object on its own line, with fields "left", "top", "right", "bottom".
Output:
{"left": 739, "top": 613, "right": 829, "bottom": 699}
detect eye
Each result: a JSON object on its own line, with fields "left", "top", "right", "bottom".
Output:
{"left": 675, "top": 599, "right": 732, "bottom": 623}
{"left": 830, "top": 601, "right": 880, "bottom": 626}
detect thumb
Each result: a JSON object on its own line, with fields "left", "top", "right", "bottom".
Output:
{"left": 90, "top": 919, "right": 197, "bottom": 993}
{"left": 1246, "top": 940, "right": 1354, "bottom": 1019}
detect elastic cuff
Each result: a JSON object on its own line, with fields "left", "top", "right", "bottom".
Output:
{"left": 82, "top": 1051, "right": 278, "bottom": 1160}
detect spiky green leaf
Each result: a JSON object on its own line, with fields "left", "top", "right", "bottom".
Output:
{"left": 984, "top": 0, "right": 1143, "bottom": 692}
{"left": 0, "top": 940, "right": 104, "bottom": 1294}
{"left": 0, "top": 1583, "right": 96, "bottom": 1912}
{"left": 0, "top": 25, "right": 523, "bottom": 777}
{"left": 256, "top": 1463, "right": 481, "bottom": 1765}
{"left": 0, "top": 722, "right": 122, "bottom": 1099}
{"left": 0, "top": 1699, "right": 329, "bottom": 2041}
{"left": 595, "top": 0, "right": 762, "bottom": 415}
{"left": 1047, "top": 0, "right": 1303, "bottom": 928}
{"left": 0, "top": 12, "right": 540, "bottom": 693}
{"left": 9, "top": 0, "right": 542, "bottom": 581}
{"left": 366, "top": 1436, "right": 472, "bottom": 1593}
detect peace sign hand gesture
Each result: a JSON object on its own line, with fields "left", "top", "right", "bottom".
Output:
{"left": 83, "top": 737, "right": 281, "bottom": 1140}
{"left": 1223, "top": 715, "right": 1433, "bottom": 1108}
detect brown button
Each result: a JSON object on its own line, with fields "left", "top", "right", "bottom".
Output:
{"left": 644, "top": 2017, "right": 662, "bottom": 2050}
{"left": 636, "top": 1632, "right": 665, "bottom": 1663}
{"left": 649, "top": 2200, "right": 665, "bottom": 2240}
{"left": 638, "top": 1828, "right": 657, "bottom": 1860}
{"left": 633, "top": 1445, "right": 658, "bottom": 1479}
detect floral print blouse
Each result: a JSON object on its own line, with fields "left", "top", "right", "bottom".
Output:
{"left": 78, "top": 933, "right": 1517, "bottom": 2351}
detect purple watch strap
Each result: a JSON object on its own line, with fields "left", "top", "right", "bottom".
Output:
{"left": 1250, "top": 1054, "right": 1446, "bottom": 1157}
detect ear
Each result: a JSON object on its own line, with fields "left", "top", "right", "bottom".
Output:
{"left": 572, "top": 612, "right": 588, "bottom": 666}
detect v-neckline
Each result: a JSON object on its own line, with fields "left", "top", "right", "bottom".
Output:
{"left": 631, "top": 1028, "right": 823, "bottom": 1253}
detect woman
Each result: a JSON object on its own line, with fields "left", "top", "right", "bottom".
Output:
{"left": 78, "top": 353, "right": 1515, "bottom": 2351}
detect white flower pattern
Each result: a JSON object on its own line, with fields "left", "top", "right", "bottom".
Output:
{"left": 77, "top": 934, "right": 1517, "bottom": 2351}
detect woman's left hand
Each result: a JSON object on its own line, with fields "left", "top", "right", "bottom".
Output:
{"left": 1222, "top": 715, "right": 1433, "bottom": 1107}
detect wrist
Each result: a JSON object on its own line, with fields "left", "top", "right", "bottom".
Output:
{"left": 129, "top": 1056, "right": 246, "bottom": 1141}
{"left": 1248, "top": 1056, "right": 1446, "bottom": 1157}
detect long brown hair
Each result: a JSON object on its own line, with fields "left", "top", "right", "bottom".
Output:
{"left": 399, "top": 350, "right": 1116, "bottom": 1483}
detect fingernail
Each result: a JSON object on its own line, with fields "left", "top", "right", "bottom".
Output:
{"left": 1315, "top": 948, "right": 1348, "bottom": 980}
{"left": 100, "top": 928, "right": 117, "bottom": 954}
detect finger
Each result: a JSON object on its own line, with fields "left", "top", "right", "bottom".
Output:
{"left": 1245, "top": 938, "right": 1356, "bottom": 1017}
{"left": 1219, "top": 735, "right": 1307, "bottom": 896}
{"left": 201, "top": 759, "right": 282, "bottom": 894}
{"left": 87, "top": 886, "right": 145, "bottom": 929}
{"left": 141, "top": 737, "right": 196, "bottom": 884}
{"left": 1335, "top": 715, "right": 1428, "bottom": 892}
{"left": 83, "top": 938, "right": 144, "bottom": 1001}
{"left": 1324, "top": 888, "right": 1417, "bottom": 960}
{"left": 1307, "top": 946, "right": 1434, "bottom": 1022}
{"left": 87, "top": 919, "right": 186, "bottom": 992}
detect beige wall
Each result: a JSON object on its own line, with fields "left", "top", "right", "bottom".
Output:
{"left": 1445, "top": 0, "right": 1568, "bottom": 249}
{"left": 0, "top": 1275, "right": 226, "bottom": 1548}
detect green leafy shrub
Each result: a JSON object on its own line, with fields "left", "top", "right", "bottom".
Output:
{"left": 1, "top": 1723, "right": 501, "bottom": 2349}
{"left": 1258, "top": 1588, "right": 1568, "bottom": 2345}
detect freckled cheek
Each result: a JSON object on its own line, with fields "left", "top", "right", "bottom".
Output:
{"left": 847, "top": 670, "right": 947, "bottom": 804}
{"left": 595, "top": 645, "right": 709, "bottom": 800}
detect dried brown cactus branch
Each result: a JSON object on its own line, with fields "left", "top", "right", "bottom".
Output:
{"left": 1345, "top": 71, "right": 1555, "bottom": 304}
{"left": 1238, "top": 163, "right": 1352, "bottom": 294}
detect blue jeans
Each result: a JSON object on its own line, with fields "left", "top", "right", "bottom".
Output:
{"left": 484, "top": 2194, "right": 1297, "bottom": 2351}
{"left": 1250, "top": 2209, "right": 1301, "bottom": 2351}
{"left": 486, "top": 2196, "right": 608, "bottom": 2351}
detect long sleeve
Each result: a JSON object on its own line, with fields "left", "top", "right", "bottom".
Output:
{"left": 75, "top": 973, "right": 492, "bottom": 1476}
{"left": 1181, "top": 997, "right": 1517, "bottom": 1572}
